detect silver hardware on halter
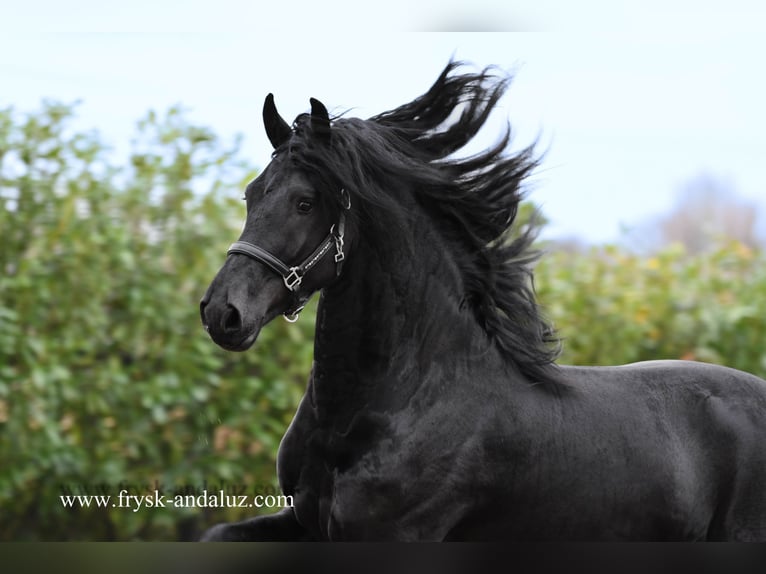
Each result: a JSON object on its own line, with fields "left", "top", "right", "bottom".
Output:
{"left": 330, "top": 224, "right": 345, "bottom": 264}
{"left": 334, "top": 236, "right": 345, "bottom": 264}
{"left": 340, "top": 188, "right": 351, "bottom": 211}
{"left": 332, "top": 192, "right": 349, "bottom": 265}
{"left": 284, "top": 268, "right": 303, "bottom": 292}
{"left": 227, "top": 187, "right": 351, "bottom": 323}
{"left": 283, "top": 306, "right": 304, "bottom": 323}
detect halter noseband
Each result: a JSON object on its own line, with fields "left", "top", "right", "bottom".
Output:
{"left": 226, "top": 190, "right": 351, "bottom": 322}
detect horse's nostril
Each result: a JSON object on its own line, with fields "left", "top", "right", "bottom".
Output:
{"left": 222, "top": 304, "right": 242, "bottom": 334}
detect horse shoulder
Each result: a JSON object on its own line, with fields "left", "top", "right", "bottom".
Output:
{"left": 327, "top": 408, "right": 486, "bottom": 540}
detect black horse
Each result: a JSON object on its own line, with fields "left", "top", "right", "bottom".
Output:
{"left": 199, "top": 62, "right": 766, "bottom": 540}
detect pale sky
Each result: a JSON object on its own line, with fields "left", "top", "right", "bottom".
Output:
{"left": 2, "top": 2, "right": 765, "bottom": 244}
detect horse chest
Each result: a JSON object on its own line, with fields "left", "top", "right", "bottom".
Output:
{"left": 278, "top": 397, "right": 487, "bottom": 540}
{"left": 277, "top": 403, "right": 394, "bottom": 538}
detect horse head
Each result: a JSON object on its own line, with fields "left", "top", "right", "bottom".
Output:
{"left": 200, "top": 94, "right": 351, "bottom": 351}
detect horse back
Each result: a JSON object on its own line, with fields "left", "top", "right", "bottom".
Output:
{"left": 552, "top": 359, "right": 766, "bottom": 540}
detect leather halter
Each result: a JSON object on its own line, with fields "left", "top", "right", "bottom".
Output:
{"left": 226, "top": 190, "right": 350, "bottom": 322}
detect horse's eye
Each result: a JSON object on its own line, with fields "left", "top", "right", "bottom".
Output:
{"left": 297, "top": 199, "right": 314, "bottom": 214}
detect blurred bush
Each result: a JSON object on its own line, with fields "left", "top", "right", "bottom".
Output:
{"left": 0, "top": 103, "right": 314, "bottom": 540}
{"left": 1, "top": 103, "right": 764, "bottom": 540}
{"left": 536, "top": 241, "right": 766, "bottom": 377}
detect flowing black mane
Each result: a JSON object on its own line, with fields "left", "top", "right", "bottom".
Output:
{"left": 281, "top": 61, "right": 560, "bottom": 383}
{"left": 201, "top": 61, "right": 766, "bottom": 542}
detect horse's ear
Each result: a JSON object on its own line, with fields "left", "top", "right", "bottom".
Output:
{"left": 263, "top": 93, "right": 292, "bottom": 149}
{"left": 309, "top": 97, "right": 331, "bottom": 141}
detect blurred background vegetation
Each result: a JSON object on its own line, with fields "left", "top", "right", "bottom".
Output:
{"left": 1, "top": 103, "right": 765, "bottom": 540}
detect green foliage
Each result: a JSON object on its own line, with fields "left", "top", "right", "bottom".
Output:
{"left": 0, "top": 103, "right": 314, "bottom": 540}
{"left": 1, "top": 103, "right": 764, "bottom": 540}
{"left": 536, "top": 241, "right": 766, "bottom": 377}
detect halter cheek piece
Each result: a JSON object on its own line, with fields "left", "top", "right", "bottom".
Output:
{"left": 226, "top": 189, "right": 351, "bottom": 322}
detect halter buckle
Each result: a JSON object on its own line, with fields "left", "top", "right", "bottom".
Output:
{"left": 284, "top": 268, "right": 303, "bottom": 291}
{"left": 334, "top": 235, "right": 345, "bottom": 263}
{"left": 330, "top": 223, "right": 345, "bottom": 264}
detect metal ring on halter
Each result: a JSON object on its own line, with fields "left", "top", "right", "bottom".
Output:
{"left": 340, "top": 188, "right": 351, "bottom": 210}
{"left": 283, "top": 306, "right": 305, "bottom": 323}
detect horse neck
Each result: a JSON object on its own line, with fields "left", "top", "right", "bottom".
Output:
{"left": 309, "top": 206, "right": 499, "bottom": 416}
